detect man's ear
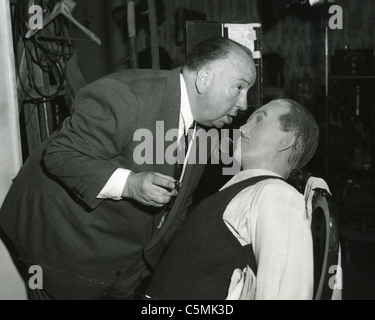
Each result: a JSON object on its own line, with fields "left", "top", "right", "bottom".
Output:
{"left": 276, "top": 132, "right": 295, "bottom": 151}
{"left": 195, "top": 68, "right": 211, "bottom": 93}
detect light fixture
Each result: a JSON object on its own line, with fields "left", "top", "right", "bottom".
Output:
{"left": 307, "top": 0, "right": 335, "bottom": 6}
{"left": 285, "top": 0, "right": 335, "bottom": 10}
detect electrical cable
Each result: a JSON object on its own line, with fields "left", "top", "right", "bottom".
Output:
{"left": 14, "top": 0, "right": 75, "bottom": 105}
{"left": 13, "top": 0, "right": 75, "bottom": 142}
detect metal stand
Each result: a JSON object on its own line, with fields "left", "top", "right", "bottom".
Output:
{"left": 324, "top": 0, "right": 330, "bottom": 181}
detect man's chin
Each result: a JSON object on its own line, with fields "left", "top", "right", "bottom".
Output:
{"left": 212, "top": 120, "right": 226, "bottom": 129}
{"left": 214, "top": 123, "right": 225, "bottom": 129}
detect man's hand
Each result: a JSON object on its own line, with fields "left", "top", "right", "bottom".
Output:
{"left": 122, "top": 172, "right": 179, "bottom": 207}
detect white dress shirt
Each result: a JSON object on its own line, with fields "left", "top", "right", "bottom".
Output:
{"left": 97, "top": 74, "right": 193, "bottom": 200}
{"left": 222, "top": 169, "right": 314, "bottom": 300}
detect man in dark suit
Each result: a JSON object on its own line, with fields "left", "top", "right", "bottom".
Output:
{"left": 0, "top": 36, "right": 256, "bottom": 300}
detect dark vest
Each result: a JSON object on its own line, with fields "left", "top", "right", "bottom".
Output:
{"left": 145, "top": 175, "right": 283, "bottom": 300}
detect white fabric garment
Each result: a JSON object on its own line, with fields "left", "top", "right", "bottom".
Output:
{"left": 304, "top": 176, "right": 331, "bottom": 222}
{"left": 97, "top": 74, "right": 193, "bottom": 200}
{"left": 222, "top": 169, "right": 314, "bottom": 300}
{"left": 226, "top": 265, "right": 257, "bottom": 300}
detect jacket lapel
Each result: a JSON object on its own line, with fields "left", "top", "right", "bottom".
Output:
{"left": 145, "top": 131, "right": 208, "bottom": 252}
{"left": 152, "top": 67, "right": 182, "bottom": 178}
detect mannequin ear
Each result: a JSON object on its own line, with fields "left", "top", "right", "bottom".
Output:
{"left": 276, "top": 131, "right": 295, "bottom": 151}
{"left": 195, "top": 68, "right": 211, "bottom": 93}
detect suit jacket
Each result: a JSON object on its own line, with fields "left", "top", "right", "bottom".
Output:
{"left": 0, "top": 68, "right": 206, "bottom": 299}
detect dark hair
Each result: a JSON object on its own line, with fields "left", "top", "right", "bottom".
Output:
{"left": 276, "top": 99, "right": 320, "bottom": 170}
{"left": 184, "top": 36, "right": 253, "bottom": 71}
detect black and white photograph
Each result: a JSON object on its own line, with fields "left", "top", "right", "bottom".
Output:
{"left": 0, "top": 0, "right": 374, "bottom": 304}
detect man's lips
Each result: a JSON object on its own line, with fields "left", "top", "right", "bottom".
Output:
{"left": 225, "top": 115, "right": 233, "bottom": 124}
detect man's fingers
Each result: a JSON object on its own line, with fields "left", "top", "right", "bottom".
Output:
{"left": 125, "top": 172, "right": 179, "bottom": 208}
{"left": 142, "top": 194, "right": 174, "bottom": 207}
{"left": 153, "top": 172, "right": 176, "bottom": 182}
{"left": 146, "top": 200, "right": 165, "bottom": 208}
{"left": 154, "top": 185, "right": 178, "bottom": 197}
{"left": 152, "top": 173, "right": 177, "bottom": 191}
{"left": 150, "top": 194, "right": 173, "bottom": 205}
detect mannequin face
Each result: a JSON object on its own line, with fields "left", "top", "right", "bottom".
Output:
{"left": 234, "top": 101, "right": 293, "bottom": 170}
{"left": 193, "top": 50, "right": 256, "bottom": 129}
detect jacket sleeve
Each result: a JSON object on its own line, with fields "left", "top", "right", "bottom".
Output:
{"left": 44, "top": 77, "right": 140, "bottom": 210}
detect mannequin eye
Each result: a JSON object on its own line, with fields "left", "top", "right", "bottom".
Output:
{"left": 255, "top": 115, "right": 263, "bottom": 123}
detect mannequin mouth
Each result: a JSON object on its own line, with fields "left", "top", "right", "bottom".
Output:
{"left": 240, "top": 131, "right": 249, "bottom": 141}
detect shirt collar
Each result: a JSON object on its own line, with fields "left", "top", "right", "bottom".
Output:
{"left": 180, "top": 74, "right": 194, "bottom": 133}
{"left": 220, "top": 169, "right": 283, "bottom": 191}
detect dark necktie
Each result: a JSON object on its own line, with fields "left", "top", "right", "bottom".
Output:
{"left": 160, "top": 121, "right": 196, "bottom": 226}
{"left": 174, "top": 121, "right": 196, "bottom": 181}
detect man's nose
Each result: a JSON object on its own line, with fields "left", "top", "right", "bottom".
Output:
{"left": 236, "top": 92, "right": 248, "bottom": 111}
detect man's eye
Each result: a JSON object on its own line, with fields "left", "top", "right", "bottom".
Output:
{"left": 236, "top": 85, "right": 243, "bottom": 91}
{"left": 256, "top": 115, "right": 262, "bottom": 123}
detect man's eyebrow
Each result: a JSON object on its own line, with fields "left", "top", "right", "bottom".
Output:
{"left": 238, "top": 78, "right": 251, "bottom": 85}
